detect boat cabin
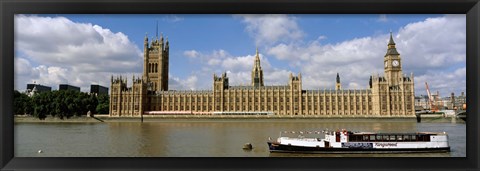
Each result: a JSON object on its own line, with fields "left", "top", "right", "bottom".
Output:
{"left": 347, "top": 133, "right": 433, "bottom": 142}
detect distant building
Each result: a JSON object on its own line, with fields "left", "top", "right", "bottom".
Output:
{"left": 26, "top": 83, "right": 51, "bottom": 97}
{"left": 59, "top": 84, "right": 80, "bottom": 92}
{"left": 415, "top": 95, "right": 429, "bottom": 109}
{"left": 454, "top": 92, "right": 466, "bottom": 109}
{"left": 416, "top": 92, "right": 466, "bottom": 110}
{"left": 26, "top": 84, "right": 51, "bottom": 93}
{"left": 90, "top": 84, "right": 108, "bottom": 95}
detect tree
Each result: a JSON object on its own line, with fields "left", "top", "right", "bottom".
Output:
{"left": 14, "top": 89, "right": 105, "bottom": 119}
{"left": 13, "top": 90, "right": 30, "bottom": 115}
{"left": 87, "top": 94, "right": 98, "bottom": 115}
{"left": 96, "top": 94, "right": 109, "bottom": 114}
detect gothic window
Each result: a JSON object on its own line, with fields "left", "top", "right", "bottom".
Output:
{"left": 155, "top": 63, "right": 158, "bottom": 73}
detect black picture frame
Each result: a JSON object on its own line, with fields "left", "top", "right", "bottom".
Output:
{"left": 1, "top": 0, "right": 479, "bottom": 170}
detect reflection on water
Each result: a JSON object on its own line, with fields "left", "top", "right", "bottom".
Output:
{"left": 15, "top": 119, "right": 466, "bottom": 157}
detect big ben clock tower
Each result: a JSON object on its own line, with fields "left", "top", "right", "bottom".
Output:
{"left": 384, "top": 32, "right": 403, "bottom": 86}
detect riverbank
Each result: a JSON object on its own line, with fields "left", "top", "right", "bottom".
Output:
{"left": 14, "top": 114, "right": 461, "bottom": 123}
{"left": 14, "top": 115, "right": 100, "bottom": 123}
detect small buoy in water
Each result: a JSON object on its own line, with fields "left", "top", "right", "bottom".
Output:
{"left": 243, "top": 143, "right": 253, "bottom": 150}
{"left": 38, "top": 150, "right": 42, "bottom": 153}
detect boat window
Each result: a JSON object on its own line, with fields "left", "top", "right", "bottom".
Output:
{"left": 363, "top": 135, "right": 369, "bottom": 141}
{"left": 370, "top": 135, "right": 375, "bottom": 141}
{"left": 376, "top": 135, "right": 382, "bottom": 141}
{"left": 404, "top": 135, "right": 410, "bottom": 141}
{"left": 350, "top": 135, "right": 360, "bottom": 142}
{"left": 397, "top": 135, "right": 403, "bottom": 141}
{"left": 418, "top": 135, "right": 431, "bottom": 142}
{"left": 383, "top": 135, "right": 389, "bottom": 141}
{"left": 390, "top": 135, "right": 396, "bottom": 141}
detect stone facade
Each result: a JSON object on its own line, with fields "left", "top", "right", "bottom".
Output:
{"left": 110, "top": 32, "right": 415, "bottom": 117}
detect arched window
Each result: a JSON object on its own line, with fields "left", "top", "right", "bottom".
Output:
{"left": 155, "top": 63, "right": 158, "bottom": 73}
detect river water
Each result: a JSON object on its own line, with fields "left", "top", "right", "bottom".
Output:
{"left": 15, "top": 118, "right": 466, "bottom": 157}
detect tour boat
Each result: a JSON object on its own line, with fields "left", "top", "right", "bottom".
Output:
{"left": 267, "top": 129, "right": 450, "bottom": 153}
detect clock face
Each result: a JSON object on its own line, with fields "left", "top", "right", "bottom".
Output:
{"left": 392, "top": 60, "right": 399, "bottom": 67}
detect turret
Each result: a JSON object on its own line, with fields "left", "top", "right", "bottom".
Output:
{"left": 144, "top": 33, "right": 149, "bottom": 47}
{"left": 165, "top": 37, "right": 169, "bottom": 51}
{"left": 336, "top": 73, "right": 342, "bottom": 90}
{"left": 251, "top": 48, "right": 264, "bottom": 87}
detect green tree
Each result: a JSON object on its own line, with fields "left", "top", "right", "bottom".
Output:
{"left": 13, "top": 90, "right": 31, "bottom": 115}
{"left": 96, "top": 94, "right": 109, "bottom": 114}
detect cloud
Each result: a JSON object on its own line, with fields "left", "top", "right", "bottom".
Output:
{"left": 163, "top": 15, "right": 184, "bottom": 22}
{"left": 378, "top": 14, "right": 388, "bottom": 22}
{"left": 178, "top": 48, "right": 293, "bottom": 88}
{"left": 15, "top": 14, "right": 465, "bottom": 97}
{"left": 177, "top": 15, "right": 465, "bottom": 96}
{"left": 237, "top": 14, "right": 304, "bottom": 46}
{"left": 14, "top": 15, "right": 143, "bottom": 91}
{"left": 169, "top": 74, "right": 199, "bottom": 90}
{"left": 414, "top": 67, "right": 466, "bottom": 96}
{"left": 183, "top": 50, "right": 199, "bottom": 58}
{"left": 261, "top": 14, "right": 465, "bottom": 95}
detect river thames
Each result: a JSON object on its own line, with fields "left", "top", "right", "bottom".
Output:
{"left": 15, "top": 118, "right": 466, "bottom": 157}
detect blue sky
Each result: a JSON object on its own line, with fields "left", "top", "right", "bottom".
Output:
{"left": 14, "top": 14, "right": 466, "bottom": 97}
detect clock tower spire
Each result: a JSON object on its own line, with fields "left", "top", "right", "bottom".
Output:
{"left": 384, "top": 32, "right": 403, "bottom": 86}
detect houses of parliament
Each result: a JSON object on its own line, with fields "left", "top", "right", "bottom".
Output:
{"left": 109, "top": 32, "right": 415, "bottom": 117}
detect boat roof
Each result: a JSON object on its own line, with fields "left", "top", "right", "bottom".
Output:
{"left": 351, "top": 132, "right": 447, "bottom": 135}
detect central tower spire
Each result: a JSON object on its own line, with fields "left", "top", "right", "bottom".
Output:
{"left": 251, "top": 47, "right": 264, "bottom": 87}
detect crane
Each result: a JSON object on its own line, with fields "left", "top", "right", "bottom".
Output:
{"left": 425, "top": 82, "right": 439, "bottom": 113}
